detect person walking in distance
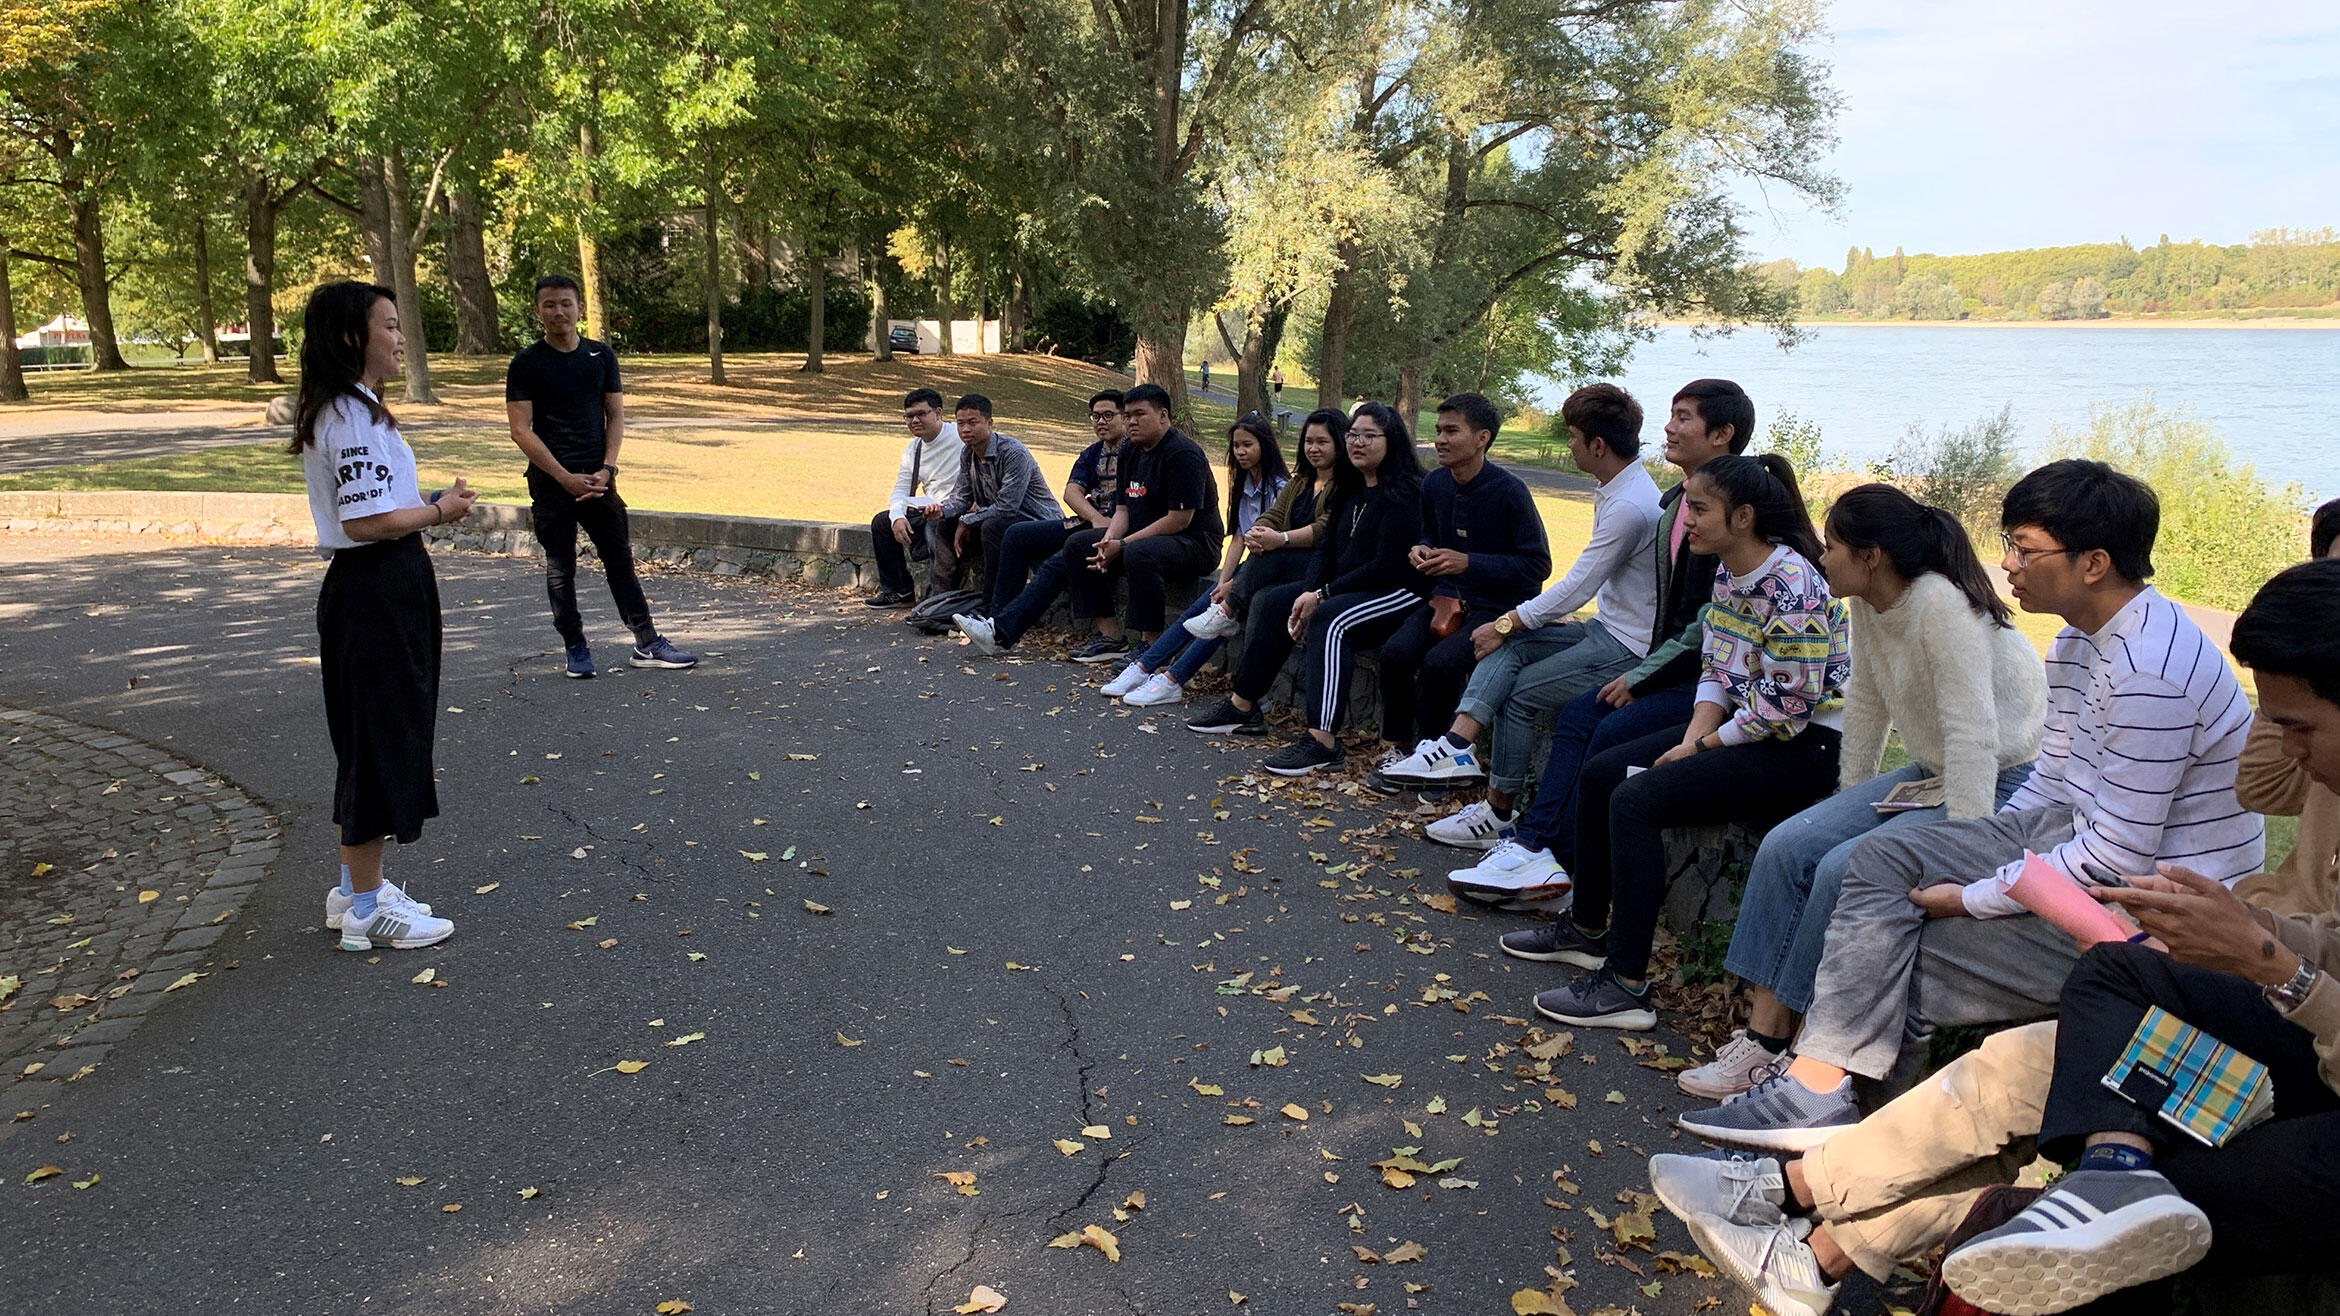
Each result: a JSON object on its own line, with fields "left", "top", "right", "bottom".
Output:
{"left": 505, "top": 275, "right": 697, "bottom": 678}
{"left": 292, "top": 281, "right": 468, "bottom": 951}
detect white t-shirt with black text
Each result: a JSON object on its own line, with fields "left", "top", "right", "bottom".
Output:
{"left": 302, "top": 386, "right": 425, "bottom": 557}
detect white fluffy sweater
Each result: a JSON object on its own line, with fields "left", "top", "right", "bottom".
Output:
{"left": 1838, "top": 571, "right": 2047, "bottom": 818}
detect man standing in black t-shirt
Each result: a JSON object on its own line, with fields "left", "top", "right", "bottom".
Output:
{"left": 505, "top": 275, "right": 696, "bottom": 678}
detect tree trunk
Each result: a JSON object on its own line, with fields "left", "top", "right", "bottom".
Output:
{"left": 801, "top": 240, "right": 826, "bottom": 373}
{"left": 378, "top": 150, "right": 437, "bottom": 403}
{"left": 933, "top": 240, "right": 955, "bottom": 357}
{"left": 1318, "top": 241, "right": 1359, "bottom": 407}
{"left": 1395, "top": 361, "right": 1425, "bottom": 431}
{"left": 191, "top": 215, "right": 221, "bottom": 364}
{"left": 868, "top": 252, "right": 891, "bottom": 361}
{"left": 576, "top": 120, "right": 610, "bottom": 342}
{"left": 356, "top": 157, "right": 395, "bottom": 280}
{"left": 1225, "top": 304, "right": 1287, "bottom": 419}
{"left": 241, "top": 170, "right": 281, "bottom": 384}
{"left": 0, "top": 240, "right": 26, "bottom": 402}
{"left": 67, "top": 186, "right": 127, "bottom": 371}
{"left": 1132, "top": 299, "right": 1191, "bottom": 425}
{"left": 444, "top": 179, "right": 499, "bottom": 354}
{"left": 702, "top": 148, "right": 724, "bottom": 385}
{"left": 741, "top": 211, "right": 770, "bottom": 295}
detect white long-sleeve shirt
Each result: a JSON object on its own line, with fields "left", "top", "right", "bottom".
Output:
{"left": 1511, "top": 461, "right": 1662, "bottom": 654}
{"left": 1963, "top": 587, "right": 2263, "bottom": 918}
{"left": 886, "top": 422, "right": 962, "bottom": 522}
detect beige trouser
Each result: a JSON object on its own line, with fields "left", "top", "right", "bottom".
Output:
{"left": 1800, "top": 1021, "right": 2057, "bottom": 1280}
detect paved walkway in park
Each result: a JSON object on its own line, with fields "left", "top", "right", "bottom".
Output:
{"left": 0, "top": 532, "right": 1821, "bottom": 1316}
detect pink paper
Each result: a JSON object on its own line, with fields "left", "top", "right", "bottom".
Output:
{"left": 2008, "top": 851, "right": 2136, "bottom": 947}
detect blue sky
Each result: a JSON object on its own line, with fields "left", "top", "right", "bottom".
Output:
{"left": 1739, "top": 0, "right": 2340, "bottom": 267}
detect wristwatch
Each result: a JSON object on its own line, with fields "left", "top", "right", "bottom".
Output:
{"left": 1493, "top": 612, "right": 1517, "bottom": 636}
{"left": 601, "top": 463, "right": 619, "bottom": 476}
{"left": 2267, "top": 956, "right": 2321, "bottom": 1012}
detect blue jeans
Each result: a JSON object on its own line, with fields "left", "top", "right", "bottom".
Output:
{"left": 1723, "top": 759, "right": 2039, "bottom": 1014}
{"left": 991, "top": 518, "right": 1077, "bottom": 618}
{"left": 1511, "top": 683, "right": 1697, "bottom": 867}
{"left": 1453, "top": 618, "right": 1640, "bottom": 795}
{"left": 1134, "top": 589, "right": 1226, "bottom": 684}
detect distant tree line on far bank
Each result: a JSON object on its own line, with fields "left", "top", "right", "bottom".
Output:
{"left": 1755, "top": 229, "right": 2340, "bottom": 322}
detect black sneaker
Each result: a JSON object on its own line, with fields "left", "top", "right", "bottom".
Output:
{"left": 1498, "top": 918, "right": 1609, "bottom": 968}
{"left": 864, "top": 589, "right": 915, "bottom": 608}
{"left": 1067, "top": 633, "right": 1132, "bottom": 664}
{"left": 1264, "top": 735, "right": 1343, "bottom": 777}
{"left": 1187, "top": 697, "right": 1266, "bottom": 736}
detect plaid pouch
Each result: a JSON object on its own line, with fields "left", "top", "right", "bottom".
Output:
{"left": 2100, "top": 1005, "right": 2274, "bottom": 1148}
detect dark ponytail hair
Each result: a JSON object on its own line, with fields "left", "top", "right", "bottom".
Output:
{"left": 290, "top": 280, "right": 397, "bottom": 453}
{"left": 1690, "top": 453, "right": 1823, "bottom": 566}
{"left": 1826, "top": 483, "right": 2013, "bottom": 627}
{"left": 1228, "top": 412, "right": 1289, "bottom": 499}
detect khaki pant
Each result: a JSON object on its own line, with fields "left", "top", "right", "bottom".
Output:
{"left": 1801, "top": 1022, "right": 2056, "bottom": 1280}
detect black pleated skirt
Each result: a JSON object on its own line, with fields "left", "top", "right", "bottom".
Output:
{"left": 317, "top": 534, "right": 442, "bottom": 845}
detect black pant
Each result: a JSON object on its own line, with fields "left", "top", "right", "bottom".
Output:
{"left": 1067, "top": 533, "right": 1217, "bottom": 634}
{"left": 318, "top": 535, "right": 441, "bottom": 846}
{"left": 1572, "top": 724, "right": 1841, "bottom": 982}
{"left": 1225, "top": 546, "right": 1313, "bottom": 621}
{"left": 867, "top": 509, "right": 962, "bottom": 597}
{"left": 1376, "top": 603, "right": 1503, "bottom": 747}
{"left": 1232, "top": 581, "right": 1312, "bottom": 703}
{"left": 530, "top": 471, "right": 655, "bottom": 647}
{"left": 2041, "top": 942, "right": 2340, "bottom": 1275}
{"left": 965, "top": 514, "right": 1026, "bottom": 611}
{"left": 1296, "top": 589, "right": 1423, "bottom": 733}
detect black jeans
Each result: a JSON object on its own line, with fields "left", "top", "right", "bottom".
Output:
{"left": 867, "top": 510, "right": 961, "bottom": 597}
{"left": 1513, "top": 685, "right": 1699, "bottom": 867}
{"left": 1571, "top": 723, "right": 1841, "bottom": 982}
{"left": 964, "top": 514, "right": 1027, "bottom": 612}
{"left": 1225, "top": 546, "right": 1313, "bottom": 621}
{"left": 529, "top": 471, "right": 655, "bottom": 647}
{"left": 1232, "top": 581, "right": 1312, "bottom": 704}
{"left": 2040, "top": 942, "right": 2340, "bottom": 1275}
{"left": 1067, "top": 533, "right": 1216, "bottom": 634}
{"left": 1376, "top": 604, "right": 1504, "bottom": 747}
{"left": 991, "top": 518, "right": 1077, "bottom": 617}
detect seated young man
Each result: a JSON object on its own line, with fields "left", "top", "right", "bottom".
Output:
{"left": 1682, "top": 459, "right": 2264, "bottom": 1149}
{"left": 1383, "top": 384, "right": 1660, "bottom": 851}
{"left": 1438, "top": 379, "right": 1747, "bottom": 902}
{"left": 865, "top": 388, "right": 963, "bottom": 607}
{"left": 956, "top": 384, "right": 1221, "bottom": 663}
{"left": 1653, "top": 558, "right": 2340, "bottom": 1316}
{"left": 932, "top": 394, "right": 1061, "bottom": 611}
{"left": 1370, "top": 392, "right": 1549, "bottom": 770}
{"left": 986, "top": 391, "right": 1129, "bottom": 619}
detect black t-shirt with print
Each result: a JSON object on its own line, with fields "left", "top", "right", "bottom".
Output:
{"left": 1121, "top": 429, "right": 1222, "bottom": 545}
{"left": 505, "top": 337, "right": 623, "bottom": 471}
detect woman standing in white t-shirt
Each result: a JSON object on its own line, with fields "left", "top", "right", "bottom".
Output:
{"left": 290, "top": 281, "right": 476, "bottom": 951}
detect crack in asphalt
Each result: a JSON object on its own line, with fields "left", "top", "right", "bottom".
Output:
{"left": 547, "top": 803, "right": 672, "bottom": 884}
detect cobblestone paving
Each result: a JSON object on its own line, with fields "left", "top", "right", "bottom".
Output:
{"left": 0, "top": 706, "right": 277, "bottom": 1135}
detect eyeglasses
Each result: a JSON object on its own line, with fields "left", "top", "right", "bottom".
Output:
{"left": 1089, "top": 410, "right": 1118, "bottom": 421}
{"left": 1999, "top": 532, "right": 2079, "bottom": 566}
{"left": 1349, "top": 428, "right": 1385, "bottom": 440}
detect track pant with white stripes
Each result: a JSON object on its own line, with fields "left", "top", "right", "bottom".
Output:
{"left": 1296, "top": 589, "right": 1423, "bottom": 733}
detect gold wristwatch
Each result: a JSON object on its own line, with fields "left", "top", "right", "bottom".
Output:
{"left": 1493, "top": 612, "right": 1518, "bottom": 636}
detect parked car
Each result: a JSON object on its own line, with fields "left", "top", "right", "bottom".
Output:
{"left": 888, "top": 325, "right": 919, "bottom": 354}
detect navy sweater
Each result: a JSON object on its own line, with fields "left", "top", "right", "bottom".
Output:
{"left": 1417, "top": 462, "right": 1550, "bottom": 612}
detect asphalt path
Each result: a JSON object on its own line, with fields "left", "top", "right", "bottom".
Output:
{"left": 0, "top": 534, "right": 1798, "bottom": 1316}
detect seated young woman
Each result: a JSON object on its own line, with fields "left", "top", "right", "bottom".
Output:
{"left": 1102, "top": 412, "right": 1307, "bottom": 706}
{"left": 1186, "top": 402, "right": 1426, "bottom": 779}
{"left": 1676, "top": 484, "right": 2046, "bottom": 1099}
{"left": 1500, "top": 453, "right": 1849, "bottom": 1031}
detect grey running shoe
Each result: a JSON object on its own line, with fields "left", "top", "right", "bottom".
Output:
{"left": 1676, "top": 1070, "right": 1861, "bottom": 1153}
{"left": 1942, "top": 1170, "right": 2211, "bottom": 1316}
{"left": 1498, "top": 916, "right": 1607, "bottom": 968}
{"left": 1264, "top": 735, "right": 1342, "bottom": 777}
{"left": 1649, "top": 1149, "right": 1788, "bottom": 1228}
{"left": 1684, "top": 1216, "right": 1837, "bottom": 1316}
{"left": 1533, "top": 967, "right": 1656, "bottom": 1031}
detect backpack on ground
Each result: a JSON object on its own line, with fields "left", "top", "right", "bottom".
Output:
{"left": 905, "top": 589, "right": 985, "bottom": 634}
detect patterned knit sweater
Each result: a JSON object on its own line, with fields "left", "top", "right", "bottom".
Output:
{"left": 1695, "top": 543, "right": 1850, "bottom": 746}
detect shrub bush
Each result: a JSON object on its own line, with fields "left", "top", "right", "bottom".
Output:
{"left": 1874, "top": 405, "right": 2022, "bottom": 539}
{"left": 1030, "top": 295, "right": 1136, "bottom": 371}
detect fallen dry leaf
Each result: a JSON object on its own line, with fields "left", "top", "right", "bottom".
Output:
{"left": 1361, "top": 1073, "right": 1403, "bottom": 1088}
{"left": 411, "top": 968, "right": 436, "bottom": 985}
{"left": 519, "top": 1186, "right": 542, "bottom": 1200}
{"left": 441, "top": 1203, "right": 462, "bottom": 1214}
{"left": 614, "top": 1060, "right": 650, "bottom": 1074}
{"left": 665, "top": 1032, "right": 706, "bottom": 1048}
{"left": 1383, "top": 1241, "right": 1427, "bottom": 1264}
{"left": 24, "top": 1166, "right": 62, "bottom": 1183}
{"left": 137, "top": 890, "right": 159, "bottom": 904}
{"left": 656, "top": 1302, "right": 695, "bottom": 1315}
{"left": 1053, "top": 1138, "right": 1086, "bottom": 1155}
{"left": 162, "top": 973, "right": 204, "bottom": 993}
{"left": 835, "top": 1032, "right": 863, "bottom": 1048}
{"left": 1280, "top": 1103, "right": 1310, "bottom": 1121}
{"left": 952, "top": 1285, "right": 1007, "bottom": 1314}
{"left": 1510, "top": 1289, "right": 1575, "bottom": 1315}
{"left": 1080, "top": 1124, "right": 1111, "bottom": 1139}
{"left": 395, "top": 1176, "right": 426, "bottom": 1187}
{"left": 474, "top": 882, "right": 499, "bottom": 895}
{"left": 803, "top": 900, "right": 833, "bottom": 915}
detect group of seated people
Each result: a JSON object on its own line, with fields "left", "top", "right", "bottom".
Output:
{"left": 864, "top": 376, "right": 2340, "bottom": 1315}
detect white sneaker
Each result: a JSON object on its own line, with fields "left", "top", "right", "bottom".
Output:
{"left": 337, "top": 888, "right": 454, "bottom": 951}
{"left": 953, "top": 614, "right": 999, "bottom": 655}
{"left": 325, "top": 880, "right": 432, "bottom": 931}
{"left": 1124, "top": 672, "right": 1184, "bottom": 707}
{"left": 1184, "top": 602, "right": 1240, "bottom": 639}
{"left": 1382, "top": 736, "right": 1488, "bottom": 785}
{"left": 1679, "top": 1029, "right": 1788, "bottom": 1101}
{"left": 1687, "top": 1216, "right": 1838, "bottom": 1316}
{"left": 1425, "top": 799, "right": 1515, "bottom": 850}
{"left": 1447, "top": 840, "right": 1571, "bottom": 909}
{"left": 1101, "top": 660, "right": 1150, "bottom": 698}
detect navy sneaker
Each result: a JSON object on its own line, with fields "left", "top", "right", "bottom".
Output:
{"left": 630, "top": 637, "right": 699, "bottom": 670}
{"left": 1067, "top": 633, "right": 1131, "bottom": 664}
{"left": 564, "top": 643, "right": 596, "bottom": 679}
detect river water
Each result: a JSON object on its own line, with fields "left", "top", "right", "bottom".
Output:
{"left": 1531, "top": 325, "right": 2338, "bottom": 502}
